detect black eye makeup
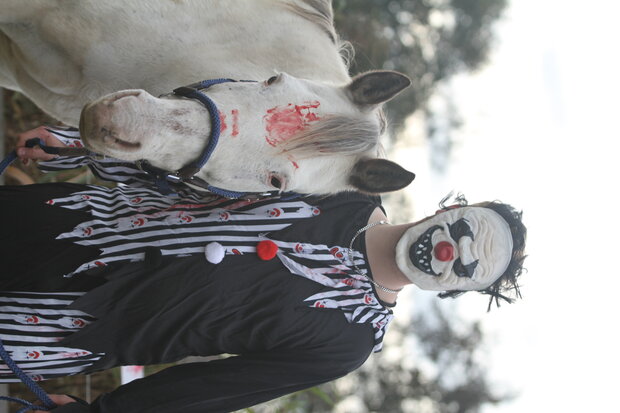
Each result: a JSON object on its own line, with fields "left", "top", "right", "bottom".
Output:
{"left": 453, "top": 258, "right": 479, "bottom": 278}
{"left": 448, "top": 218, "right": 474, "bottom": 242}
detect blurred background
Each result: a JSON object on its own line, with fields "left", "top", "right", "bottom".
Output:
{"left": 2, "top": 0, "right": 619, "bottom": 412}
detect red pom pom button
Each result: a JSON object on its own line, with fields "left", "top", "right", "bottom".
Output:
{"left": 256, "top": 240, "right": 278, "bottom": 260}
{"left": 434, "top": 241, "right": 454, "bottom": 262}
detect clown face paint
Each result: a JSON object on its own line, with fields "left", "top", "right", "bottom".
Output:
{"left": 395, "top": 207, "right": 513, "bottom": 291}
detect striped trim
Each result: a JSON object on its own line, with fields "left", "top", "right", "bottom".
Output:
{"left": 274, "top": 242, "right": 392, "bottom": 352}
{"left": 0, "top": 292, "right": 103, "bottom": 382}
{"left": 50, "top": 187, "right": 320, "bottom": 276}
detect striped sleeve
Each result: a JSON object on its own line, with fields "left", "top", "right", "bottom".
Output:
{"left": 0, "top": 292, "right": 104, "bottom": 382}
{"left": 37, "top": 128, "right": 207, "bottom": 197}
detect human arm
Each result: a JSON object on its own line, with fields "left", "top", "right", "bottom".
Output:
{"left": 15, "top": 125, "right": 93, "bottom": 172}
{"left": 51, "top": 341, "right": 371, "bottom": 412}
{"left": 15, "top": 125, "right": 69, "bottom": 163}
{"left": 17, "top": 126, "right": 208, "bottom": 195}
{"left": 14, "top": 126, "right": 160, "bottom": 188}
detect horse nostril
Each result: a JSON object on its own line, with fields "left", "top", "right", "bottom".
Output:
{"left": 434, "top": 241, "right": 454, "bottom": 262}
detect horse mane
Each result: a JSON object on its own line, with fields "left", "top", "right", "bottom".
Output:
{"left": 282, "top": 0, "right": 354, "bottom": 70}
{"left": 278, "top": 112, "right": 386, "bottom": 158}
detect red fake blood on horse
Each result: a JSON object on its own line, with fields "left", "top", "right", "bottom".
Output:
{"left": 264, "top": 101, "right": 321, "bottom": 147}
{"left": 231, "top": 109, "right": 239, "bottom": 137}
{"left": 219, "top": 111, "right": 228, "bottom": 134}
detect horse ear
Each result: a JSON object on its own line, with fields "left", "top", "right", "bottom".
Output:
{"left": 346, "top": 71, "right": 411, "bottom": 107}
{"left": 349, "top": 158, "right": 415, "bottom": 193}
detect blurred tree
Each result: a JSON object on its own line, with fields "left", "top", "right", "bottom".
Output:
{"left": 333, "top": 0, "right": 508, "bottom": 134}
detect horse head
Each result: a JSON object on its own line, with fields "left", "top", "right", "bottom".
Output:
{"left": 79, "top": 70, "right": 414, "bottom": 196}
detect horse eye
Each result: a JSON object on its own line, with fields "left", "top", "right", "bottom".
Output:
{"left": 266, "top": 75, "right": 278, "bottom": 85}
{"left": 270, "top": 176, "right": 282, "bottom": 189}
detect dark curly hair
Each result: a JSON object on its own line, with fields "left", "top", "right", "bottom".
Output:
{"left": 435, "top": 193, "right": 527, "bottom": 311}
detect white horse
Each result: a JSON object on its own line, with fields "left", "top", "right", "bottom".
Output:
{"left": 0, "top": 0, "right": 414, "bottom": 195}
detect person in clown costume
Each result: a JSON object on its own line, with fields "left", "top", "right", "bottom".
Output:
{"left": 0, "top": 127, "right": 526, "bottom": 412}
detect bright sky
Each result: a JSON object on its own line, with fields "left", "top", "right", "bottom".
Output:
{"left": 391, "top": 1, "right": 620, "bottom": 411}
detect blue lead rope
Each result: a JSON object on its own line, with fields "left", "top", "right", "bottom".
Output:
{"left": 0, "top": 337, "right": 56, "bottom": 412}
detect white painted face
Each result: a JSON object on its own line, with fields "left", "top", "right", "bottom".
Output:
{"left": 395, "top": 207, "right": 513, "bottom": 291}
{"left": 79, "top": 73, "right": 385, "bottom": 195}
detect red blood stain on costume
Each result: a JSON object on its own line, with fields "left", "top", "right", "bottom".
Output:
{"left": 179, "top": 215, "right": 194, "bottom": 223}
{"left": 131, "top": 218, "right": 146, "bottom": 227}
{"left": 264, "top": 101, "right": 321, "bottom": 147}
{"left": 62, "top": 351, "right": 89, "bottom": 359}
{"left": 26, "top": 316, "right": 40, "bottom": 324}
{"left": 256, "top": 240, "right": 278, "bottom": 260}
{"left": 342, "top": 278, "right": 355, "bottom": 286}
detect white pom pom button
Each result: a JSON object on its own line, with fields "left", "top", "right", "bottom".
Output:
{"left": 205, "top": 242, "right": 225, "bottom": 264}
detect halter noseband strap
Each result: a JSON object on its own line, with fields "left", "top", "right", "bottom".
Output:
{"left": 171, "top": 78, "right": 231, "bottom": 179}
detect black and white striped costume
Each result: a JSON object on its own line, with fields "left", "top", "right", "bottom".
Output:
{"left": 0, "top": 292, "right": 102, "bottom": 382}
{"left": 0, "top": 128, "right": 394, "bottom": 412}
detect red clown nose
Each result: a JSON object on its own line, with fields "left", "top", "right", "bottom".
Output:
{"left": 434, "top": 241, "right": 454, "bottom": 262}
{"left": 256, "top": 240, "right": 278, "bottom": 260}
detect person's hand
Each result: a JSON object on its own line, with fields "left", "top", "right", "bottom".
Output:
{"left": 32, "top": 394, "right": 79, "bottom": 412}
{"left": 15, "top": 126, "right": 66, "bottom": 164}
